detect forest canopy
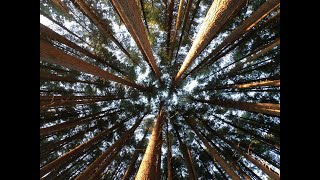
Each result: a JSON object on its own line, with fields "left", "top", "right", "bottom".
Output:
{"left": 40, "top": 0, "right": 280, "bottom": 179}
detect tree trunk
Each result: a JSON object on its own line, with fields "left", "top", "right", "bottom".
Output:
{"left": 155, "top": 132, "right": 163, "bottom": 180}
{"left": 185, "top": 0, "right": 202, "bottom": 38}
{"left": 199, "top": 117, "right": 280, "bottom": 179}
{"left": 211, "top": 114, "right": 280, "bottom": 150}
{"left": 186, "top": 118, "right": 241, "bottom": 179}
{"left": 40, "top": 109, "right": 119, "bottom": 136}
{"left": 166, "top": 121, "right": 173, "bottom": 180}
{"left": 40, "top": 115, "right": 133, "bottom": 178}
{"left": 72, "top": 0, "right": 136, "bottom": 63}
{"left": 122, "top": 131, "right": 148, "bottom": 180}
{"left": 40, "top": 70, "right": 101, "bottom": 85}
{"left": 166, "top": 0, "right": 174, "bottom": 55}
{"left": 174, "top": 0, "right": 194, "bottom": 59}
{"left": 40, "top": 23, "right": 128, "bottom": 76}
{"left": 75, "top": 114, "right": 146, "bottom": 180}
{"left": 189, "top": 0, "right": 280, "bottom": 76}
{"left": 40, "top": 39, "right": 148, "bottom": 91}
{"left": 40, "top": 94, "right": 130, "bottom": 110}
{"left": 192, "top": 97, "right": 280, "bottom": 116}
{"left": 170, "top": 0, "right": 184, "bottom": 60}
{"left": 139, "top": 0, "right": 150, "bottom": 34}
{"left": 172, "top": 122, "right": 197, "bottom": 179}
{"left": 40, "top": 9, "right": 90, "bottom": 47}
{"left": 110, "top": 0, "right": 162, "bottom": 82}
{"left": 174, "top": 0, "right": 247, "bottom": 86}
{"left": 135, "top": 103, "right": 165, "bottom": 180}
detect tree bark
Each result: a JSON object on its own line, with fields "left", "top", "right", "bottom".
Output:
{"left": 72, "top": 0, "right": 136, "bottom": 63}
{"left": 174, "top": 0, "right": 247, "bottom": 86}
{"left": 199, "top": 117, "right": 280, "bottom": 179}
{"left": 170, "top": 0, "right": 184, "bottom": 61}
{"left": 122, "top": 131, "right": 148, "bottom": 180}
{"left": 172, "top": 121, "right": 198, "bottom": 179}
{"left": 166, "top": 121, "right": 173, "bottom": 180}
{"left": 135, "top": 103, "right": 165, "bottom": 180}
{"left": 188, "top": 0, "right": 280, "bottom": 76}
{"left": 40, "top": 109, "right": 119, "bottom": 136}
{"left": 40, "top": 39, "right": 148, "bottom": 91}
{"left": 110, "top": 0, "right": 162, "bottom": 82}
{"left": 40, "top": 115, "right": 133, "bottom": 178}
{"left": 75, "top": 114, "right": 146, "bottom": 180}
{"left": 40, "top": 23, "right": 127, "bottom": 76}
{"left": 192, "top": 97, "right": 280, "bottom": 116}
{"left": 186, "top": 118, "right": 241, "bottom": 179}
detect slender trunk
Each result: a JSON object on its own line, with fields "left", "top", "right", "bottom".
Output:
{"left": 40, "top": 23, "right": 128, "bottom": 76}
{"left": 170, "top": 0, "right": 184, "bottom": 61}
{"left": 185, "top": 0, "right": 202, "bottom": 38}
{"left": 238, "top": 160, "right": 263, "bottom": 180}
{"left": 110, "top": 0, "right": 162, "bottom": 82}
{"left": 204, "top": 75, "right": 280, "bottom": 91}
{"left": 172, "top": 122, "right": 197, "bottom": 179}
{"left": 122, "top": 131, "right": 148, "bottom": 180}
{"left": 40, "top": 109, "right": 119, "bottom": 136}
{"left": 140, "top": 0, "right": 150, "bottom": 34}
{"left": 229, "top": 38, "right": 280, "bottom": 75}
{"left": 166, "top": 0, "right": 174, "bottom": 54}
{"left": 174, "top": 0, "right": 194, "bottom": 59}
{"left": 88, "top": 143, "right": 124, "bottom": 180}
{"left": 75, "top": 114, "right": 146, "bottom": 180}
{"left": 192, "top": 97, "right": 280, "bottom": 116}
{"left": 40, "top": 115, "right": 133, "bottom": 178}
{"left": 186, "top": 118, "right": 241, "bottom": 180}
{"left": 50, "top": 0, "right": 70, "bottom": 17}
{"left": 72, "top": 0, "right": 135, "bottom": 63}
{"left": 135, "top": 103, "right": 165, "bottom": 180}
{"left": 189, "top": 0, "right": 280, "bottom": 76}
{"left": 166, "top": 121, "right": 173, "bottom": 180}
{"left": 40, "top": 70, "right": 100, "bottom": 85}
{"left": 40, "top": 39, "right": 148, "bottom": 91}
{"left": 199, "top": 117, "right": 280, "bottom": 179}
{"left": 40, "top": 94, "right": 130, "bottom": 110}
{"left": 211, "top": 114, "right": 280, "bottom": 150}
{"left": 174, "top": 0, "right": 247, "bottom": 86}
{"left": 40, "top": 9, "right": 90, "bottom": 47}
{"left": 155, "top": 132, "right": 163, "bottom": 180}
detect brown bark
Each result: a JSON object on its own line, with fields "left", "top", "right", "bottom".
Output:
{"left": 172, "top": 122, "right": 197, "bottom": 179}
{"left": 139, "top": 0, "right": 150, "bottom": 34}
{"left": 170, "top": 0, "right": 184, "bottom": 61}
{"left": 122, "top": 131, "right": 148, "bottom": 180}
{"left": 40, "top": 70, "right": 100, "bottom": 85}
{"left": 166, "top": 121, "right": 173, "bottom": 180}
{"left": 40, "top": 109, "right": 119, "bottom": 136}
{"left": 135, "top": 103, "right": 165, "bottom": 180}
{"left": 110, "top": 0, "right": 162, "bottom": 81}
{"left": 185, "top": 0, "right": 202, "bottom": 38}
{"left": 174, "top": 0, "right": 194, "bottom": 59}
{"left": 174, "top": 0, "right": 247, "bottom": 86}
{"left": 199, "top": 117, "right": 280, "bottom": 179}
{"left": 228, "top": 37, "right": 280, "bottom": 75}
{"left": 40, "top": 23, "right": 127, "bottom": 76}
{"left": 40, "top": 39, "right": 148, "bottom": 91}
{"left": 192, "top": 97, "right": 280, "bottom": 116}
{"left": 75, "top": 114, "right": 146, "bottom": 180}
{"left": 155, "top": 132, "right": 163, "bottom": 180}
{"left": 211, "top": 114, "right": 280, "bottom": 150}
{"left": 40, "top": 9, "right": 90, "bottom": 47}
{"left": 40, "top": 116, "right": 132, "bottom": 178}
{"left": 186, "top": 118, "right": 241, "bottom": 179}
{"left": 188, "top": 0, "right": 280, "bottom": 76}
{"left": 72, "top": 0, "right": 135, "bottom": 63}
{"left": 166, "top": 0, "right": 174, "bottom": 54}
{"left": 40, "top": 94, "right": 130, "bottom": 110}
